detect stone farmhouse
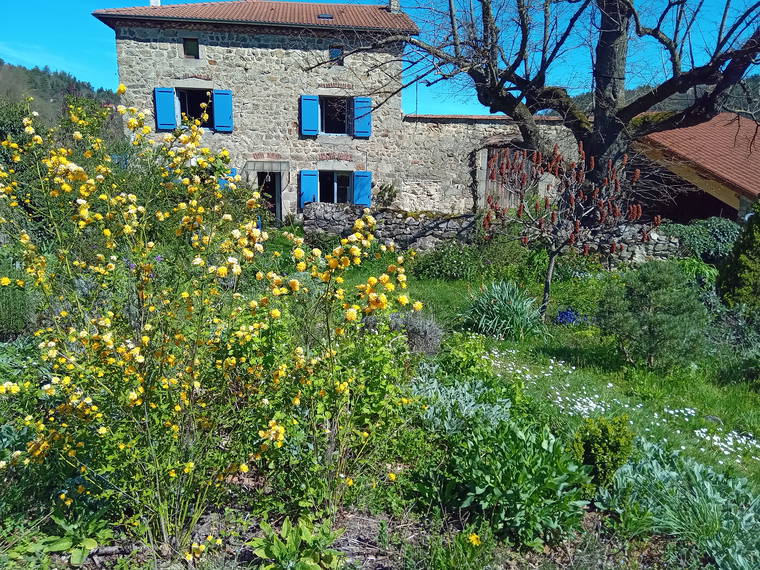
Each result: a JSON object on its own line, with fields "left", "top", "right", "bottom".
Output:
{"left": 93, "top": 0, "right": 570, "bottom": 221}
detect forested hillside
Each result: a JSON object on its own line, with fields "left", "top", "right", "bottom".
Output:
{"left": 569, "top": 75, "right": 760, "bottom": 115}
{"left": 0, "top": 59, "right": 116, "bottom": 125}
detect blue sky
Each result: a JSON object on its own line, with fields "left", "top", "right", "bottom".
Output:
{"left": 0, "top": 1, "right": 750, "bottom": 115}
{"left": 0, "top": 0, "right": 490, "bottom": 114}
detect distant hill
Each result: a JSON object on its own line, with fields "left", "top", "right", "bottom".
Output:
{"left": 567, "top": 75, "right": 760, "bottom": 116}
{"left": 0, "top": 59, "right": 117, "bottom": 125}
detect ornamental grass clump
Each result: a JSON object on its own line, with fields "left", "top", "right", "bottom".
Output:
{"left": 461, "top": 280, "right": 543, "bottom": 341}
{"left": 0, "top": 93, "right": 423, "bottom": 559}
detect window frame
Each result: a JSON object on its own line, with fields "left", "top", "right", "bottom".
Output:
{"left": 329, "top": 46, "right": 345, "bottom": 66}
{"left": 182, "top": 37, "right": 200, "bottom": 60}
{"left": 175, "top": 88, "right": 214, "bottom": 128}
{"left": 319, "top": 96, "right": 352, "bottom": 136}
{"left": 318, "top": 170, "right": 354, "bottom": 204}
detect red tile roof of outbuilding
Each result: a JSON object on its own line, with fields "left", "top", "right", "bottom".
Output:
{"left": 642, "top": 113, "right": 760, "bottom": 199}
{"left": 93, "top": 0, "right": 419, "bottom": 34}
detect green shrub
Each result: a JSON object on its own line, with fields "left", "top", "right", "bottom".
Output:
{"left": 676, "top": 256, "right": 719, "bottom": 287}
{"left": 569, "top": 415, "right": 634, "bottom": 490}
{"left": 419, "top": 422, "right": 590, "bottom": 549}
{"left": 462, "top": 280, "right": 543, "bottom": 341}
{"left": 717, "top": 205, "right": 760, "bottom": 313}
{"left": 410, "top": 241, "right": 480, "bottom": 281}
{"left": 596, "top": 260, "right": 708, "bottom": 368}
{"left": 248, "top": 518, "right": 344, "bottom": 570}
{"left": 663, "top": 217, "right": 742, "bottom": 264}
{"left": 598, "top": 441, "right": 760, "bottom": 570}
{"left": 437, "top": 332, "right": 492, "bottom": 377}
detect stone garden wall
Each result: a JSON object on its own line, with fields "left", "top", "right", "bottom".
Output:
{"left": 303, "top": 202, "right": 477, "bottom": 250}
{"left": 304, "top": 202, "right": 680, "bottom": 262}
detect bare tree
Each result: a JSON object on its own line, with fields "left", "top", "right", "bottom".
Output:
{"left": 484, "top": 144, "right": 661, "bottom": 316}
{"left": 394, "top": 0, "right": 760, "bottom": 182}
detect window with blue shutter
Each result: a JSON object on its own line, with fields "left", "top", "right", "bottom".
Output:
{"left": 212, "top": 90, "right": 233, "bottom": 132}
{"left": 352, "top": 171, "right": 372, "bottom": 207}
{"left": 353, "top": 97, "right": 372, "bottom": 138}
{"left": 300, "top": 95, "right": 319, "bottom": 136}
{"left": 154, "top": 87, "right": 177, "bottom": 131}
{"left": 299, "top": 170, "right": 319, "bottom": 208}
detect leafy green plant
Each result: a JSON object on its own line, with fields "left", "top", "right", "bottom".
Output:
{"left": 24, "top": 513, "right": 113, "bottom": 567}
{"left": 248, "top": 518, "right": 344, "bottom": 570}
{"left": 676, "top": 256, "right": 719, "bottom": 287}
{"left": 419, "top": 422, "right": 589, "bottom": 549}
{"left": 437, "top": 333, "right": 492, "bottom": 377}
{"left": 401, "top": 524, "right": 496, "bottom": 570}
{"left": 462, "top": 280, "right": 544, "bottom": 340}
{"left": 596, "top": 260, "right": 708, "bottom": 367}
{"left": 663, "top": 217, "right": 742, "bottom": 264}
{"left": 411, "top": 365, "right": 514, "bottom": 435}
{"left": 410, "top": 241, "right": 480, "bottom": 281}
{"left": 598, "top": 441, "right": 760, "bottom": 570}
{"left": 717, "top": 205, "right": 760, "bottom": 313}
{"left": 569, "top": 415, "right": 634, "bottom": 490}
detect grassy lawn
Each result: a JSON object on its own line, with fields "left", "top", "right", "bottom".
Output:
{"left": 345, "top": 262, "right": 760, "bottom": 486}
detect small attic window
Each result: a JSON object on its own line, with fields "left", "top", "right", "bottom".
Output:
{"left": 318, "top": 13, "right": 334, "bottom": 20}
{"left": 182, "top": 38, "right": 200, "bottom": 59}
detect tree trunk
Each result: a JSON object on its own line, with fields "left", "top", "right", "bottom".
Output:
{"left": 587, "top": 0, "right": 632, "bottom": 177}
{"left": 540, "top": 249, "right": 559, "bottom": 319}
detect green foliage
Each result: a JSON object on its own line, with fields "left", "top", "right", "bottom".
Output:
{"left": 717, "top": 206, "right": 760, "bottom": 313}
{"left": 596, "top": 260, "right": 709, "bottom": 367}
{"left": 410, "top": 241, "right": 481, "bottom": 281}
{"left": 248, "top": 518, "right": 344, "bottom": 570}
{"left": 569, "top": 415, "right": 634, "bottom": 489}
{"left": 400, "top": 524, "right": 496, "bottom": 569}
{"left": 23, "top": 513, "right": 113, "bottom": 567}
{"left": 663, "top": 217, "right": 742, "bottom": 264}
{"left": 418, "top": 422, "right": 589, "bottom": 549}
{"left": 676, "top": 256, "right": 719, "bottom": 286}
{"left": 412, "top": 364, "right": 514, "bottom": 436}
{"left": 599, "top": 441, "right": 760, "bottom": 570}
{"left": 437, "top": 333, "right": 492, "bottom": 377}
{"left": 0, "top": 257, "right": 33, "bottom": 339}
{"left": 462, "top": 280, "right": 544, "bottom": 341}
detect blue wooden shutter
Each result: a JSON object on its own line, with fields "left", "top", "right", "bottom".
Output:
{"left": 300, "top": 95, "right": 319, "bottom": 136}
{"left": 353, "top": 97, "right": 372, "bottom": 138}
{"left": 212, "top": 90, "right": 233, "bottom": 132}
{"left": 154, "top": 87, "right": 177, "bottom": 130}
{"left": 299, "top": 170, "right": 319, "bottom": 208}
{"left": 352, "top": 171, "right": 372, "bottom": 207}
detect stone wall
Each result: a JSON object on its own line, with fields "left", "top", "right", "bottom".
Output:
{"left": 582, "top": 226, "right": 681, "bottom": 264}
{"left": 303, "top": 202, "right": 476, "bottom": 250}
{"left": 304, "top": 202, "right": 680, "bottom": 263}
{"left": 112, "top": 21, "right": 575, "bottom": 217}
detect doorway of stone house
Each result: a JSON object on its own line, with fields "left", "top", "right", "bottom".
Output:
{"left": 257, "top": 171, "right": 281, "bottom": 222}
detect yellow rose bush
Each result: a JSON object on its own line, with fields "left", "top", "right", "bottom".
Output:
{"left": 0, "top": 100, "right": 418, "bottom": 557}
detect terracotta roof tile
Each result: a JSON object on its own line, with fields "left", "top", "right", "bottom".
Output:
{"left": 93, "top": 0, "right": 418, "bottom": 34}
{"left": 643, "top": 113, "right": 760, "bottom": 199}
